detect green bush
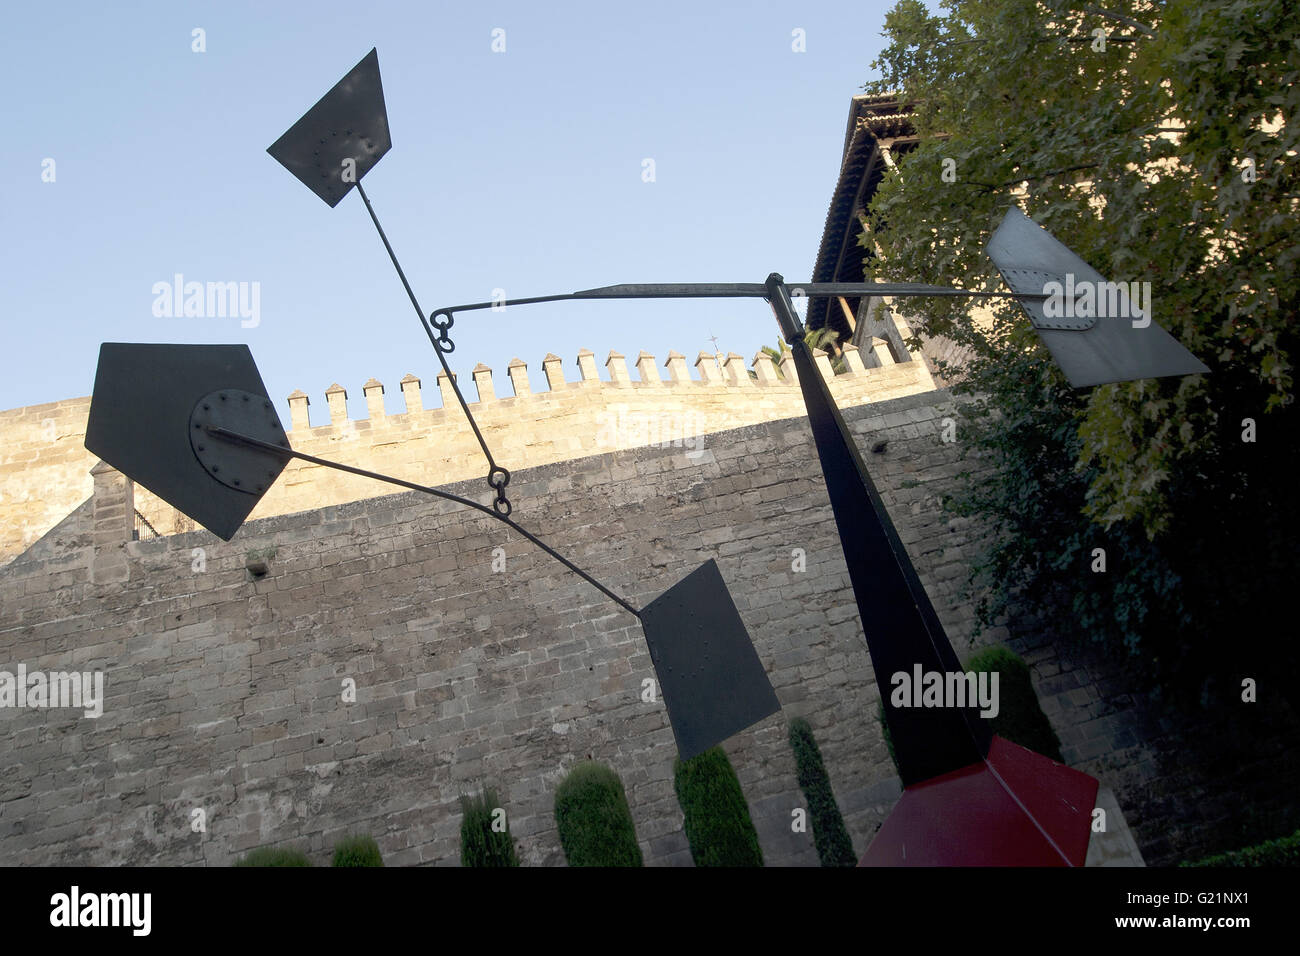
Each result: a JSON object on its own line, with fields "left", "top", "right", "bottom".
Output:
{"left": 332, "top": 834, "right": 384, "bottom": 867}
{"left": 1181, "top": 830, "right": 1300, "bottom": 867}
{"left": 788, "top": 718, "right": 856, "bottom": 867}
{"left": 876, "top": 645, "right": 1062, "bottom": 775}
{"left": 554, "top": 762, "right": 643, "bottom": 867}
{"left": 459, "top": 787, "right": 520, "bottom": 867}
{"left": 673, "top": 747, "right": 763, "bottom": 867}
{"left": 234, "top": 846, "right": 311, "bottom": 867}
{"left": 965, "top": 646, "right": 1063, "bottom": 763}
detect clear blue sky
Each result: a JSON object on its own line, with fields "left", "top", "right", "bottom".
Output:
{"left": 3, "top": 0, "right": 904, "bottom": 421}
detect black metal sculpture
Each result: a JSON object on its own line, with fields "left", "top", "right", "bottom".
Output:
{"left": 86, "top": 48, "right": 1210, "bottom": 861}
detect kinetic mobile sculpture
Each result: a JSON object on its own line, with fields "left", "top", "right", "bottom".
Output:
{"left": 85, "top": 49, "right": 1207, "bottom": 864}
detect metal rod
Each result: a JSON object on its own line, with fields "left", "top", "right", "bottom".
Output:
{"left": 355, "top": 179, "right": 508, "bottom": 498}
{"left": 416, "top": 314, "right": 507, "bottom": 490}
{"left": 430, "top": 282, "right": 1050, "bottom": 316}
{"left": 355, "top": 180, "right": 427, "bottom": 323}
{"left": 204, "top": 426, "right": 641, "bottom": 620}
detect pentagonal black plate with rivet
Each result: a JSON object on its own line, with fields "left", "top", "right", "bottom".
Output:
{"left": 639, "top": 559, "right": 781, "bottom": 761}
{"left": 986, "top": 206, "right": 1210, "bottom": 387}
{"left": 267, "top": 48, "right": 391, "bottom": 208}
{"left": 190, "top": 389, "right": 290, "bottom": 494}
{"left": 998, "top": 268, "right": 1094, "bottom": 331}
{"left": 84, "top": 343, "right": 288, "bottom": 541}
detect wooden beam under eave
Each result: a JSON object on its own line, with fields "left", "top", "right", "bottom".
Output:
{"left": 837, "top": 296, "right": 857, "bottom": 333}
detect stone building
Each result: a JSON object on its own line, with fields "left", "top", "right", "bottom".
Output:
{"left": 805, "top": 94, "right": 997, "bottom": 385}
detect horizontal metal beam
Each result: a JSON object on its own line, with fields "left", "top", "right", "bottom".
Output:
{"left": 573, "top": 282, "right": 769, "bottom": 298}
{"left": 797, "top": 282, "right": 1048, "bottom": 301}
{"left": 429, "top": 281, "right": 1048, "bottom": 316}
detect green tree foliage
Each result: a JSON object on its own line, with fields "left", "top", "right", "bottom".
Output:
{"left": 751, "top": 340, "right": 788, "bottom": 380}
{"left": 787, "top": 719, "right": 857, "bottom": 866}
{"left": 553, "top": 762, "right": 644, "bottom": 866}
{"left": 1181, "top": 828, "right": 1300, "bottom": 866}
{"left": 331, "top": 834, "right": 384, "bottom": 867}
{"left": 862, "top": 0, "right": 1300, "bottom": 706}
{"left": 804, "top": 326, "right": 847, "bottom": 374}
{"left": 459, "top": 787, "right": 520, "bottom": 867}
{"left": 234, "top": 846, "right": 311, "bottom": 867}
{"left": 673, "top": 747, "right": 764, "bottom": 866}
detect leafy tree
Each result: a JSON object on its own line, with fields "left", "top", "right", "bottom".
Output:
{"left": 751, "top": 340, "right": 789, "bottom": 380}
{"left": 804, "top": 326, "right": 848, "bottom": 374}
{"left": 861, "top": 0, "right": 1300, "bottom": 707}
{"left": 750, "top": 335, "right": 845, "bottom": 378}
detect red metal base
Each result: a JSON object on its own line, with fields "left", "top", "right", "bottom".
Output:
{"left": 860, "top": 736, "right": 1099, "bottom": 866}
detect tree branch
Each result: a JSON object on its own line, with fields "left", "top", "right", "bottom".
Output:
{"left": 1081, "top": 5, "right": 1156, "bottom": 37}
{"left": 961, "top": 163, "right": 1103, "bottom": 193}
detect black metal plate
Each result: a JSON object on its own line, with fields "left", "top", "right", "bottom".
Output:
{"left": 84, "top": 344, "right": 288, "bottom": 541}
{"left": 190, "top": 388, "right": 290, "bottom": 494}
{"left": 997, "top": 268, "right": 1095, "bottom": 331}
{"left": 639, "top": 560, "right": 781, "bottom": 761}
{"left": 267, "top": 48, "right": 391, "bottom": 208}
{"left": 774, "top": 303, "right": 992, "bottom": 786}
{"left": 986, "top": 206, "right": 1210, "bottom": 387}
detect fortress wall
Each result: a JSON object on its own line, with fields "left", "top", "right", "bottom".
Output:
{"left": 3, "top": 344, "right": 933, "bottom": 561}
{"left": 0, "top": 390, "right": 983, "bottom": 867}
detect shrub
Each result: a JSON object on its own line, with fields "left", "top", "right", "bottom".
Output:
{"left": 965, "top": 646, "right": 1063, "bottom": 763}
{"left": 876, "top": 645, "right": 1062, "bottom": 775}
{"left": 332, "top": 834, "right": 384, "bottom": 867}
{"left": 234, "top": 846, "right": 311, "bottom": 867}
{"left": 788, "top": 718, "right": 856, "bottom": 866}
{"left": 554, "top": 762, "right": 643, "bottom": 866}
{"left": 673, "top": 747, "right": 763, "bottom": 867}
{"left": 1181, "top": 830, "right": 1300, "bottom": 867}
{"left": 459, "top": 786, "right": 520, "bottom": 867}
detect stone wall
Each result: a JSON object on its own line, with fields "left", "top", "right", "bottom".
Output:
{"left": 1013, "top": 623, "right": 1300, "bottom": 866}
{"left": 1, "top": 344, "right": 934, "bottom": 565}
{"left": 4, "top": 385, "right": 1295, "bottom": 866}
{"left": 0, "top": 397, "right": 96, "bottom": 566}
{"left": 0, "top": 390, "right": 981, "bottom": 866}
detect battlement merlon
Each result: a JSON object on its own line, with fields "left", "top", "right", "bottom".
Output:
{"left": 277, "top": 345, "right": 932, "bottom": 431}
{"left": 0, "top": 343, "right": 934, "bottom": 565}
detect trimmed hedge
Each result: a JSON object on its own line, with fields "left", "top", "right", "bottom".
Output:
{"left": 788, "top": 718, "right": 856, "bottom": 866}
{"left": 235, "top": 846, "right": 311, "bottom": 867}
{"left": 965, "top": 646, "right": 1064, "bottom": 763}
{"left": 673, "top": 747, "right": 763, "bottom": 867}
{"left": 554, "top": 762, "right": 643, "bottom": 866}
{"left": 460, "top": 787, "right": 520, "bottom": 867}
{"left": 1181, "top": 830, "right": 1300, "bottom": 867}
{"left": 877, "top": 645, "right": 1062, "bottom": 776}
{"left": 332, "top": 834, "right": 384, "bottom": 867}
